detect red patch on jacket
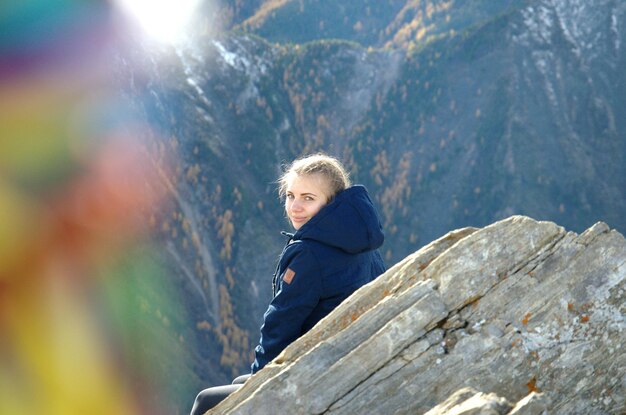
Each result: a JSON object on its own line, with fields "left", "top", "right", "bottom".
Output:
{"left": 283, "top": 268, "right": 296, "bottom": 284}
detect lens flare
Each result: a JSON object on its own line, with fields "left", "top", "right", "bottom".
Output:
{"left": 114, "top": 0, "right": 202, "bottom": 44}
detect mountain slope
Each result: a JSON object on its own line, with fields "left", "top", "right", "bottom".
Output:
{"left": 218, "top": 0, "right": 523, "bottom": 48}
{"left": 349, "top": 0, "right": 626, "bottom": 256}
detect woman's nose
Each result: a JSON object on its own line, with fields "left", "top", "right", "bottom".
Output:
{"left": 290, "top": 199, "right": 303, "bottom": 211}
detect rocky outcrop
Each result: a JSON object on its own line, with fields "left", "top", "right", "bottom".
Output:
{"left": 211, "top": 215, "right": 625, "bottom": 414}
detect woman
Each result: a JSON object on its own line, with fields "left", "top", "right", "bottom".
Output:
{"left": 191, "top": 154, "right": 385, "bottom": 414}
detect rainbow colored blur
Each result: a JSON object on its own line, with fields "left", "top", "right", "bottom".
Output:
{"left": 1, "top": 1, "right": 189, "bottom": 414}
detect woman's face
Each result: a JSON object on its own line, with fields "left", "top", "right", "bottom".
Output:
{"left": 285, "top": 173, "right": 330, "bottom": 230}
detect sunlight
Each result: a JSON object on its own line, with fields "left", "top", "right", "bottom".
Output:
{"left": 114, "top": 0, "right": 202, "bottom": 44}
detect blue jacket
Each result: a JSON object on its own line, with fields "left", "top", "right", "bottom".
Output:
{"left": 251, "top": 185, "right": 386, "bottom": 373}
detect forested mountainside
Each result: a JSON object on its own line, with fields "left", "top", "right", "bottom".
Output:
{"left": 214, "top": 0, "right": 523, "bottom": 49}
{"left": 112, "top": 0, "right": 626, "bottom": 411}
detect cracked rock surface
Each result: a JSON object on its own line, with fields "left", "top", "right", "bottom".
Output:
{"left": 211, "top": 216, "right": 626, "bottom": 414}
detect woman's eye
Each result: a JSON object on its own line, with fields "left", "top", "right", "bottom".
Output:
{"left": 286, "top": 194, "right": 294, "bottom": 200}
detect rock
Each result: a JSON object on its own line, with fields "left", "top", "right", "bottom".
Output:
{"left": 509, "top": 392, "right": 549, "bottom": 415}
{"left": 211, "top": 216, "right": 625, "bottom": 414}
{"left": 424, "top": 387, "right": 513, "bottom": 414}
{"left": 423, "top": 388, "right": 549, "bottom": 415}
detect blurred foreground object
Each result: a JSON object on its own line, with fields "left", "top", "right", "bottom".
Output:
{"left": 0, "top": 1, "right": 179, "bottom": 414}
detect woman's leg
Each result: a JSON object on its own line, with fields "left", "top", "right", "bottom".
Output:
{"left": 231, "top": 374, "right": 251, "bottom": 384}
{"left": 190, "top": 384, "right": 242, "bottom": 415}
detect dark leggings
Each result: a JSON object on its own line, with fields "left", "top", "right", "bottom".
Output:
{"left": 190, "top": 374, "right": 251, "bottom": 415}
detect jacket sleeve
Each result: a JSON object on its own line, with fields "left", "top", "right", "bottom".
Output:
{"left": 251, "top": 244, "right": 321, "bottom": 373}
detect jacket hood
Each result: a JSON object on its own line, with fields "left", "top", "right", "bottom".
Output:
{"left": 291, "top": 185, "right": 384, "bottom": 254}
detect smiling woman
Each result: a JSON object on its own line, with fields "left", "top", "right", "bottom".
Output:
{"left": 113, "top": 0, "right": 203, "bottom": 43}
{"left": 190, "top": 154, "right": 387, "bottom": 414}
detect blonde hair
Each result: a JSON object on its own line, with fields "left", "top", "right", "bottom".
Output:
{"left": 279, "top": 153, "right": 351, "bottom": 200}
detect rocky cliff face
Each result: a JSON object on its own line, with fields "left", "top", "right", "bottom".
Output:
{"left": 211, "top": 216, "right": 625, "bottom": 414}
